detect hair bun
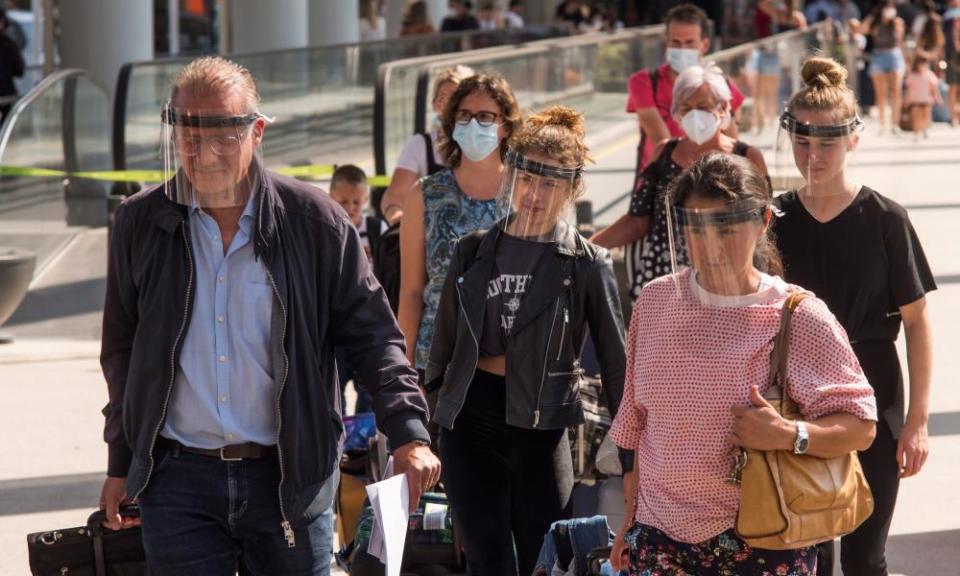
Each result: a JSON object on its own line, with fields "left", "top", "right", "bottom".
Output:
{"left": 801, "top": 57, "right": 848, "bottom": 90}
{"left": 527, "top": 105, "right": 586, "bottom": 137}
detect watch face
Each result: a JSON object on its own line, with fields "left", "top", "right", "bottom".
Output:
{"left": 797, "top": 437, "right": 809, "bottom": 453}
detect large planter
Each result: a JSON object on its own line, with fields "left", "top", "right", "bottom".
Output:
{"left": 0, "top": 247, "right": 36, "bottom": 340}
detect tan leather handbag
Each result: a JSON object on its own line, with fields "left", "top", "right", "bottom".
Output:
{"left": 734, "top": 292, "right": 874, "bottom": 550}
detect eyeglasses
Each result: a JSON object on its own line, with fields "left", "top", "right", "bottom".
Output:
{"left": 454, "top": 110, "right": 501, "bottom": 127}
{"left": 175, "top": 128, "right": 251, "bottom": 157}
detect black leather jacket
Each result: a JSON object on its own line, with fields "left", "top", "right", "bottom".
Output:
{"left": 426, "top": 222, "right": 628, "bottom": 437}
{"left": 101, "top": 171, "right": 430, "bottom": 535}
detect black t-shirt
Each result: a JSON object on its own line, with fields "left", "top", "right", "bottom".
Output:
{"left": 772, "top": 187, "right": 936, "bottom": 343}
{"left": 479, "top": 233, "right": 551, "bottom": 357}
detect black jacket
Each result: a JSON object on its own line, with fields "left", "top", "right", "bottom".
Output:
{"left": 426, "top": 222, "right": 628, "bottom": 438}
{"left": 101, "top": 170, "right": 430, "bottom": 531}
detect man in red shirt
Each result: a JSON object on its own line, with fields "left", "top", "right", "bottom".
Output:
{"left": 627, "top": 3, "right": 744, "bottom": 172}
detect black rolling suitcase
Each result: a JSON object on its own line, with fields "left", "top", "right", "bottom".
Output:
{"left": 26, "top": 506, "right": 148, "bottom": 576}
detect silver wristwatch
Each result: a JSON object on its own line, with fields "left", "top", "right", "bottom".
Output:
{"left": 793, "top": 421, "right": 809, "bottom": 455}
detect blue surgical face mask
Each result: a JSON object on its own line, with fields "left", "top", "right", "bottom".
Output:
{"left": 452, "top": 119, "right": 501, "bottom": 162}
{"left": 666, "top": 47, "right": 702, "bottom": 74}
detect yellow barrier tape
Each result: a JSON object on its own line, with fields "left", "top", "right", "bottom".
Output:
{"left": 73, "top": 170, "right": 168, "bottom": 182}
{"left": 0, "top": 164, "right": 393, "bottom": 186}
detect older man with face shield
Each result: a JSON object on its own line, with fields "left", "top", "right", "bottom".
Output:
{"left": 98, "top": 57, "right": 439, "bottom": 576}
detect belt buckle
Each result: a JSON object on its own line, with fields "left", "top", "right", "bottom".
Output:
{"left": 219, "top": 446, "right": 243, "bottom": 462}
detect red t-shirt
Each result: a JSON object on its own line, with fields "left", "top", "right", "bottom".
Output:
{"left": 626, "top": 63, "right": 746, "bottom": 171}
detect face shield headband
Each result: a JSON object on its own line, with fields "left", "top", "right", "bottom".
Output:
{"left": 671, "top": 199, "right": 770, "bottom": 228}
{"left": 779, "top": 110, "right": 864, "bottom": 138}
{"left": 506, "top": 150, "right": 583, "bottom": 180}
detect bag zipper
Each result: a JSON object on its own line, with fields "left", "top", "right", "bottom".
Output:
{"left": 132, "top": 224, "right": 194, "bottom": 502}
{"left": 264, "top": 266, "right": 294, "bottom": 547}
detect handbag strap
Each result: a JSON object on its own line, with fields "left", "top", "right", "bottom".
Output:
{"left": 767, "top": 291, "right": 810, "bottom": 407}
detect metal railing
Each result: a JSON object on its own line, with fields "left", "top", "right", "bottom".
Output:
{"left": 374, "top": 26, "right": 667, "bottom": 178}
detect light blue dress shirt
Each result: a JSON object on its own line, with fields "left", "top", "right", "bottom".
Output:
{"left": 161, "top": 194, "right": 277, "bottom": 449}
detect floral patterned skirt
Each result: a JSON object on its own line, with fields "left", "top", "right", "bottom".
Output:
{"left": 624, "top": 522, "right": 817, "bottom": 576}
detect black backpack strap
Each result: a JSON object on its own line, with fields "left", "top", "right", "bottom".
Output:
{"left": 421, "top": 132, "right": 443, "bottom": 175}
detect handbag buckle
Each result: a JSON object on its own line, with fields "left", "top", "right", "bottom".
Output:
{"left": 726, "top": 449, "right": 748, "bottom": 485}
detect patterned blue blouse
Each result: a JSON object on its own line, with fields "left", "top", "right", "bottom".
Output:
{"left": 416, "top": 168, "right": 499, "bottom": 369}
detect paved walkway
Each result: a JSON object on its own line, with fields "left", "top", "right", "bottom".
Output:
{"left": 1, "top": 120, "right": 958, "bottom": 574}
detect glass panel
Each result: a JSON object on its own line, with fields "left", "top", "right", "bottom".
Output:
{"left": 120, "top": 25, "right": 572, "bottom": 184}
{"left": 0, "top": 72, "right": 110, "bottom": 225}
{"left": 378, "top": 27, "right": 664, "bottom": 176}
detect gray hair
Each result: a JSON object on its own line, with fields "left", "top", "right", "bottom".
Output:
{"left": 172, "top": 56, "right": 260, "bottom": 113}
{"left": 670, "top": 64, "right": 732, "bottom": 118}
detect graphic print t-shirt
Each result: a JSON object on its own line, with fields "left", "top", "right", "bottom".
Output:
{"left": 479, "top": 233, "right": 551, "bottom": 357}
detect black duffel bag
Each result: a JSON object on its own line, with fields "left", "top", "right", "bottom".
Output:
{"left": 27, "top": 506, "right": 148, "bottom": 576}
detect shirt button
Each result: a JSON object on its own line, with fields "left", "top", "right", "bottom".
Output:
{"left": 218, "top": 355, "right": 226, "bottom": 363}
{"left": 226, "top": 433, "right": 234, "bottom": 440}
{"left": 458, "top": 277, "right": 464, "bottom": 284}
{"left": 220, "top": 395, "right": 228, "bottom": 402}
{"left": 217, "top": 315, "right": 225, "bottom": 323}
{"left": 563, "top": 278, "right": 572, "bottom": 287}
{"left": 218, "top": 276, "right": 225, "bottom": 283}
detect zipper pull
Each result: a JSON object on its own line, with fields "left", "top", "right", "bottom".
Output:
{"left": 564, "top": 308, "right": 569, "bottom": 325}
{"left": 282, "top": 520, "right": 296, "bottom": 547}
{"left": 533, "top": 410, "right": 540, "bottom": 428}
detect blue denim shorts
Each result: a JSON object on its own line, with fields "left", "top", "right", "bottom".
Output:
{"left": 753, "top": 49, "right": 781, "bottom": 75}
{"left": 869, "top": 49, "right": 905, "bottom": 75}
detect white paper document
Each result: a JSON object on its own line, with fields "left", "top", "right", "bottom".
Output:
{"left": 364, "top": 463, "right": 410, "bottom": 576}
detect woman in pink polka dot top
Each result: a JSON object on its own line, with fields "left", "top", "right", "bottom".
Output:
{"left": 607, "top": 153, "right": 878, "bottom": 575}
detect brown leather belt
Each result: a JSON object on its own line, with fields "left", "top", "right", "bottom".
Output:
{"left": 160, "top": 437, "right": 277, "bottom": 461}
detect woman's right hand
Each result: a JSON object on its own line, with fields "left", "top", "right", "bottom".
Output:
{"left": 609, "top": 521, "right": 632, "bottom": 572}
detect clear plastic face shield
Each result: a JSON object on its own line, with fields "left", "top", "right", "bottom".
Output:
{"left": 495, "top": 150, "right": 581, "bottom": 241}
{"left": 666, "top": 196, "right": 773, "bottom": 298}
{"left": 773, "top": 108, "right": 863, "bottom": 197}
{"left": 160, "top": 103, "right": 267, "bottom": 209}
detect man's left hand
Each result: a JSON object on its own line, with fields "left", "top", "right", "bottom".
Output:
{"left": 392, "top": 441, "right": 441, "bottom": 513}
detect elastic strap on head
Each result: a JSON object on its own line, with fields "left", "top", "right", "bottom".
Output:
{"left": 779, "top": 110, "right": 864, "bottom": 138}
{"left": 673, "top": 199, "right": 769, "bottom": 227}
{"left": 162, "top": 107, "right": 260, "bottom": 128}
{"left": 506, "top": 150, "right": 582, "bottom": 179}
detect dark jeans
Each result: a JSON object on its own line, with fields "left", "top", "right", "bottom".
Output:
{"left": 817, "top": 420, "right": 901, "bottom": 576}
{"left": 137, "top": 443, "right": 335, "bottom": 576}
{"left": 439, "top": 369, "right": 574, "bottom": 576}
